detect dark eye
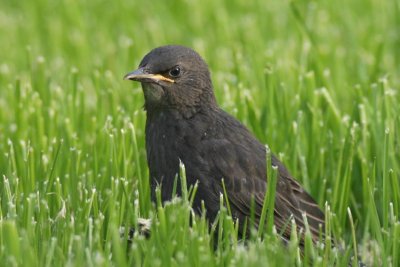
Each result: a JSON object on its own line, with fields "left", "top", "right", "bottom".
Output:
{"left": 169, "top": 66, "right": 181, "bottom": 77}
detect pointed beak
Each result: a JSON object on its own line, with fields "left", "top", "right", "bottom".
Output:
{"left": 124, "top": 68, "right": 174, "bottom": 83}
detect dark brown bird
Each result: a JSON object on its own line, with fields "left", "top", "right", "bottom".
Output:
{"left": 124, "top": 45, "right": 325, "bottom": 245}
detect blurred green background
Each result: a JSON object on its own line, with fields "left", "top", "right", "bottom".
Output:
{"left": 0, "top": 0, "right": 399, "bottom": 266}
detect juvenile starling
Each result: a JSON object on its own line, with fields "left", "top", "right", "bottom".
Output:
{"left": 124, "top": 45, "right": 325, "bottom": 244}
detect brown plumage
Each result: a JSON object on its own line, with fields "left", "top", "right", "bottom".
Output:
{"left": 124, "top": 45, "right": 325, "bottom": 245}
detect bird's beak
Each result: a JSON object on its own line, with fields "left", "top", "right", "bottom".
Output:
{"left": 124, "top": 68, "right": 174, "bottom": 83}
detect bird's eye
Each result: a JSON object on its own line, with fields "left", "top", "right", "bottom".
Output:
{"left": 169, "top": 66, "right": 181, "bottom": 77}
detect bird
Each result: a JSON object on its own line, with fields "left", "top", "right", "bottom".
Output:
{"left": 124, "top": 45, "right": 325, "bottom": 246}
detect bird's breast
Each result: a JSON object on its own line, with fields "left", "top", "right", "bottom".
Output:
{"left": 145, "top": 111, "right": 214, "bottom": 201}
{"left": 145, "top": 112, "right": 189, "bottom": 201}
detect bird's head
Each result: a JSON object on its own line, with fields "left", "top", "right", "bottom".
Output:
{"left": 124, "top": 45, "right": 217, "bottom": 116}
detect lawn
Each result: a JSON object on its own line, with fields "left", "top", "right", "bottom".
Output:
{"left": 0, "top": 0, "right": 399, "bottom": 266}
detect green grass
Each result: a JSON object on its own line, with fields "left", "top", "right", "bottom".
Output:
{"left": 0, "top": 0, "right": 399, "bottom": 266}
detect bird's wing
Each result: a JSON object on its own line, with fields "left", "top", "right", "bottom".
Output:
{"left": 195, "top": 112, "right": 325, "bottom": 243}
{"left": 206, "top": 141, "right": 325, "bottom": 243}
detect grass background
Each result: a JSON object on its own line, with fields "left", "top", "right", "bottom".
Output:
{"left": 0, "top": 0, "right": 399, "bottom": 266}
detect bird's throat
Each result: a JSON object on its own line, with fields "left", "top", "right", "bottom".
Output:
{"left": 142, "top": 82, "right": 164, "bottom": 107}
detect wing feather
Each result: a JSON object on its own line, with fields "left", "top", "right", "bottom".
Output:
{"left": 194, "top": 110, "right": 325, "bottom": 244}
